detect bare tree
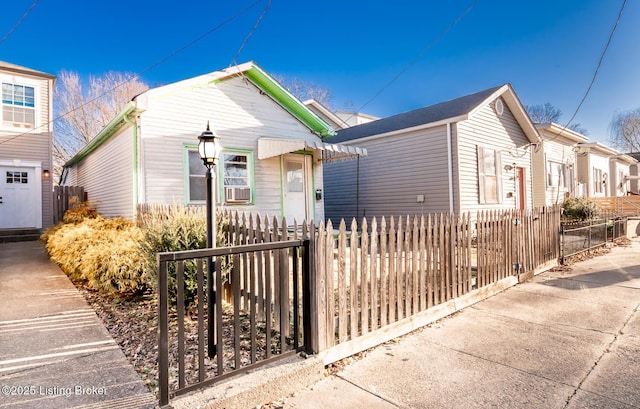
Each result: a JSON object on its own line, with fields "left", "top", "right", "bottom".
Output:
{"left": 272, "top": 74, "right": 333, "bottom": 109}
{"left": 526, "top": 102, "right": 562, "bottom": 123}
{"left": 526, "top": 102, "right": 588, "bottom": 135}
{"left": 53, "top": 71, "right": 149, "bottom": 177}
{"left": 609, "top": 108, "right": 640, "bottom": 152}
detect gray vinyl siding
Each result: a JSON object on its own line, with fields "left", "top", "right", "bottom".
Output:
{"left": 0, "top": 131, "right": 53, "bottom": 227}
{"left": 74, "top": 126, "right": 135, "bottom": 219}
{"left": 139, "top": 76, "right": 321, "bottom": 220}
{"left": 456, "top": 99, "right": 533, "bottom": 213}
{"left": 324, "top": 125, "right": 451, "bottom": 223}
{"left": 533, "top": 134, "right": 578, "bottom": 206}
{"left": 0, "top": 68, "right": 54, "bottom": 228}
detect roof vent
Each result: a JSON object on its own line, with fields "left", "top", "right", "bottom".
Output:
{"left": 495, "top": 99, "right": 504, "bottom": 116}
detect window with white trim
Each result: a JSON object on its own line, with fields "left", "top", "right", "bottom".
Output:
{"left": 477, "top": 146, "right": 501, "bottom": 204}
{"left": 547, "top": 161, "right": 565, "bottom": 188}
{"left": 187, "top": 150, "right": 206, "bottom": 202}
{"left": 593, "top": 168, "right": 603, "bottom": 194}
{"left": 2, "top": 83, "right": 35, "bottom": 127}
{"left": 222, "top": 151, "right": 252, "bottom": 204}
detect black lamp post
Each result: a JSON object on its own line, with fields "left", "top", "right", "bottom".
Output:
{"left": 198, "top": 121, "right": 221, "bottom": 359}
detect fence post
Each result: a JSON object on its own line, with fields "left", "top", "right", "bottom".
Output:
{"left": 302, "top": 236, "right": 315, "bottom": 354}
{"left": 157, "top": 257, "right": 170, "bottom": 408}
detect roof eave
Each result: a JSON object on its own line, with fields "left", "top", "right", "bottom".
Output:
{"left": 63, "top": 102, "right": 138, "bottom": 168}
{"left": 242, "top": 65, "right": 336, "bottom": 137}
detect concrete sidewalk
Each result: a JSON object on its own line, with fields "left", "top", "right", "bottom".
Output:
{"left": 282, "top": 238, "right": 640, "bottom": 409}
{"left": 0, "top": 241, "right": 156, "bottom": 409}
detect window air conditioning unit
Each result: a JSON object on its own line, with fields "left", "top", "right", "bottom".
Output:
{"left": 225, "top": 187, "right": 251, "bottom": 203}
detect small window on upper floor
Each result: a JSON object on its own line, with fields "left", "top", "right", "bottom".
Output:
{"left": 2, "top": 83, "right": 36, "bottom": 128}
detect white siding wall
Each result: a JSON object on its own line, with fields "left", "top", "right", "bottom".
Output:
{"left": 587, "top": 153, "right": 610, "bottom": 198}
{"left": 532, "top": 133, "right": 578, "bottom": 206}
{"left": 456, "top": 99, "right": 533, "bottom": 213}
{"left": 324, "top": 125, "right": 451, "bottom": 223}
{"left": 139, "top": 76, "right": 322, "bottom": 220}
{"left": 609, "top": 160, "right": 630, "bottom": 196}
{"left": 75, "top": 126, "right": 135, "bottom": 218}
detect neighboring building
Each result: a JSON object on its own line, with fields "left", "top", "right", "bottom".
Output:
{"left": 609, "top": 153, "right": 637, "bottom": 196}
{"left": 323, "top": 84, "right": 540, "bottom": 222}
{"left": 61, "top": 62, "right": 365, "bottom": 224}
{"left": 575, "top": 143, "right": 621, "bottom": 198}
{"left": 303, "top": 99, "right": 380, "bottom": 130}
{"left": 627, "top": 152, "right": 640, "bottom": 195}
{"left": 532, "top": 123, "right": 588, "bottom": 206}
{"left": 0, "top": 61, "right": 56, "bottom": 231}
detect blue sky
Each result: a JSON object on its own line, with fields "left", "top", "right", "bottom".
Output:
{"left": 2, "top": 0, "right": 638, "bottom": 143}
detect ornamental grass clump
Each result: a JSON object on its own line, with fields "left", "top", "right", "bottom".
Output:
{"left": 43, "top": 215, "right": 149, "bottom": 295}
{"left": 139, "top": 204, "right": 230, "bottom": 305}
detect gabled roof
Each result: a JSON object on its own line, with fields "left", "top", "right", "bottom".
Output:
{"left": 303, "top": 99, "right": 350, "bottom": 130}
{"left": 327, "top": 84, "right": 540, "bottom": 144}
{"left": 64, "top": 62, "right": 336, "bottom": 168}
{"left": 536, "top": 122, "right": 589, "bottom": 144}
{"left": 0, "top": 60, "right": 55, "bottom": 79}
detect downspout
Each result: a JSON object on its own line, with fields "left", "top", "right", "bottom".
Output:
{"left": 447, "top": 122, "right": 454, "bottom": 213}
{"left": 123, "top": 114, "right": 138, "bottom": 219}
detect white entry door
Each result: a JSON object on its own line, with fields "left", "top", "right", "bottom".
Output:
{"left": 283, "top": 155, "right": 311, "bottom": 224}
{"left": 0, "top": 166, "right": 39, "bottom": 228}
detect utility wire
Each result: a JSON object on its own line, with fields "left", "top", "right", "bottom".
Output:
{"left": 0, "top": 0, "right": 262, "bottom": 147}
{"left": 0, "top": 0, "right": 39, "bottom": 46}
{"left": 341, "top": 0, "right": 480, "bottom": 125}
{"left": 546, "top": 0, "right": 627, "bottom": 143}
{"left": 231, "top": 0, "right": 272, "bottom": 67}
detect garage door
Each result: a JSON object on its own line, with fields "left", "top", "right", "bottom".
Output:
{"left": 0, "top": 166, "right": 39, "bottom": 229}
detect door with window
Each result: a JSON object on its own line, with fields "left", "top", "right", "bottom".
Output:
{"left": 0, "top": 166, "right": 38, "bottom": 228}
{"left": 283, "top": 154, "right": 311, "bottom": 224}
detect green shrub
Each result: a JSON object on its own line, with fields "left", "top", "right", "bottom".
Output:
{"left": 139, "top": 204, "right": 230, "bottom": 305}
{"left": 562, "top": 197, "right": 600, "bottom": 220}
{"left": 44, "top": 216, "right": 149, "bottom": 295}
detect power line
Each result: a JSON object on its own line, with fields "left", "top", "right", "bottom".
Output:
{"left": 547, "top": 0, "right": 627, "bottom": 143}
{"left": 0, "top": 0, "right": 39, "bottom": 46}
{"left": 0, "top": 0, "right": 263, "bottom": 147}
{"left": 231, "top": 0, "right": 272, "bottom": 67}
{"left": 342, "top": 0, "right": 480, "bottom": 125}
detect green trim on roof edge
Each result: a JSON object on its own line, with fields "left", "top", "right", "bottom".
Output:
{"left": 64, "top": 102, "right": 137, "bottom": 167}
{"left": 243, "top": 66, "right": 336, "bottom": 138}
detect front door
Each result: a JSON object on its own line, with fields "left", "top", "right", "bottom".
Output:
{"left": 283, "top": 154, "right": 312, "bottom": 224}
{"left": 0, "top": 166, "right": 39, "bottom": 228}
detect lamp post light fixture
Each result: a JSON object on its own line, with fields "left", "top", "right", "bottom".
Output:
{"left": 198, "top": 121, "right": 221, "bottom": 359}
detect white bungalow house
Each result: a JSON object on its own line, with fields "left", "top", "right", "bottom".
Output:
{"left": 0, "top": 61, "right": 56, "bottom": 233}
{"left": 61, "top": 62, "right": 365, "bottom": 223}
{"left": 323, "top": 84, "right": 541, "bottom": 222}
{"left": 532, "top": 123, "right": 588, "bottom": 206}
{"left": 609, "top": 152, "right": 637, "bottom": 196}
{"left": 577, "top": 142, "right": 629, "bottom": 197}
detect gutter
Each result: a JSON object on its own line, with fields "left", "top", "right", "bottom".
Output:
{"left": 242, "top": 66, "right": 336, "bottom": 138}
{"left": 63, "top": 102, "right": 138, "bottom": 168}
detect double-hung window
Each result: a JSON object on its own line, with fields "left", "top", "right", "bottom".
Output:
{"left": 2, "top": 83, "right": 35, "bottom": 128}
{"left": 222, "top": 151, "right": 252, "bottom": 204}
{"left": 187, "top": 150, "right": 206, "bottom": 202}
{"left": 477, "top": 146, "right": 501, "bottom": 204}
{"left": 547, "top": 161, "right": 565, "bottom": 188}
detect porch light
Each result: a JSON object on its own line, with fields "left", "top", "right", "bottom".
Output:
{"left": 198, "top": 121, "right": 221, "bottom": 169}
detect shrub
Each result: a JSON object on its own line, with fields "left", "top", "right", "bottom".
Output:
{"left": 562, "top": 197, "right": 600, "bottom": 220}
{"left": 139, "top": 204, "right": 230, "bottom": 305}
{"left": 44, "top": 216, "right": 149, "bottom": 295}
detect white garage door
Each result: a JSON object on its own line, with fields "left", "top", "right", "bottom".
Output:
{"left": 0, "top": 166, "right": 39, "bottom": 229}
